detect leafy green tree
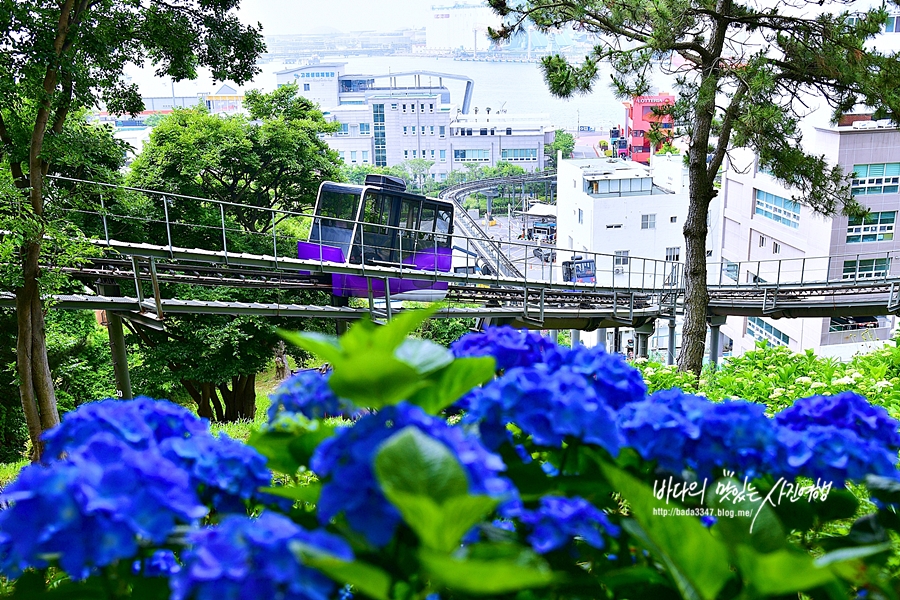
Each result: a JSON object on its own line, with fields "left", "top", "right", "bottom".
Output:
{"left": 545, "top": 129, "right": 575, "bottom": 166}
{"left": 0, "top": 0, "right": 263, "bottom": 459}
{"left": 129, "top": 86, "right": 340, "bottom": 234}
{"left": 124, "top": 87, "right": 342, "bottom": 422}
{"left": 489, "top": 0, "right": 900, "bottom": 374}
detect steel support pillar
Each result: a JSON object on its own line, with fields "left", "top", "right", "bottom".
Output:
{"left": 98, "top": 283, "right": 132, "bottom": 400}
{"left": 596, "top": 328, "right": 607, "bottom": 352}
{"left": 667, "top": 319, "right": 676, "bottom": 366}
{"left": 571, "top": 329, "right": 581, "bottom": 347}
{"left": 634, "top": 321, "right": 655, "bottom": 359}
{"left": 707, "top": 316, "right": 728, "bottom": 369}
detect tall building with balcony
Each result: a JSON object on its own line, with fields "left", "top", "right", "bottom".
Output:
{"left": 717, "top": 117, "right": 900, "bottom": 360}
{"left": 275, "top": 65, "right": 553, "bottom": 178}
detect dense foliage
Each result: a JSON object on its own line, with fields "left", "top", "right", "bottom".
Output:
{"left": 2, "top": 312, "right": 900, "bottom": 599}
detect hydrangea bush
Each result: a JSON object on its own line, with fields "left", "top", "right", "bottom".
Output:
{"left": 3, "top": 312, "right": 900, "bottom": 600}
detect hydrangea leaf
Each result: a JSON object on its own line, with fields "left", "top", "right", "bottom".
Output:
{"left": 278, "top": 330, "right": 343, "bottom": 364}
{"left": 259, "top": 483, "right": 321, "bottom": 504}
{"left": 382, "top": 489, "right": 498, "bottom": 552}
{"left": 374, "top": 427, "right": 469, "bottom": 502}
{"left": 371, "top": 305, "right": 441, "bottom": 350}
{"left": 864, "top": 474, "right": 900, "bottom": 504}
{"left": 734, "top": 546, "right": 838, "bottom": 596}
{"left": 707, "top": 477, "right": 785, "bottom": 554}
{"left": 328, "top": 351, "right": 427, "bottom": 407}
{"left": 394, "top": 338, "right": 454, "bottom": 375}
{"left": 598, "top": 459, "right": 733, "bottom": 600}
{"left": 407, "top": 357, "right": 497, "bottom": 415}
{"left": 419, "top": 545, "right": 557, "bottom": 594}
{"left": 300, "top": 556, "right": 391, "bottom": 600}
{"left": 247, "top": 429, "right": 303, "bottom": 474}
{"left": 287, "top": 423, "right": 338, "bottom": 466}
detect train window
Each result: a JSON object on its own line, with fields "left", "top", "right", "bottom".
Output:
{"left": 399, "top": 199, "right": 419, "bottom": 229}
{"left": 575, "top": 261, "right": 594, "bottom": 278}
{"left": 318, "top": 188, "right": 358, "bottom": 228}
{"left": 435, "top": 208, "right": 452, "bottom": 247}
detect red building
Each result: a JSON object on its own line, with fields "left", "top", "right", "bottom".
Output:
{"left": 622, "top": 93, "right": 675, "bottom": 164}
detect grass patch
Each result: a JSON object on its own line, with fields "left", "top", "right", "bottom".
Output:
{"left": 0, "top": 460, "right": 28, "bottom": 490}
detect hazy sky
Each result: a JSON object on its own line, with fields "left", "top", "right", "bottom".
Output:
{"left": 238, "top": 0, "right": 433, "bottom": 36}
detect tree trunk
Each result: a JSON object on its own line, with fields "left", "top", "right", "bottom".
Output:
{"left": 17, "top": 241, "right": 60, "bottom": 462}
{"left": 677, "top": 185, "right": 712, "bottom": 378}
{"left": 183, "top": 374, "right": 257, "bottom": 423}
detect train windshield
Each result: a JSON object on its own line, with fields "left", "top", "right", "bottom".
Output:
{"left": 310, "top": 183, "right": 363, "bottom": 258}
{"left": 574, "top": 260, "right": 595, "bottom": 279}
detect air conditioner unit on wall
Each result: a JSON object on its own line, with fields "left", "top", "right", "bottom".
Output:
{"left": 614, "top": 267, "right": 625, "bottom": 274}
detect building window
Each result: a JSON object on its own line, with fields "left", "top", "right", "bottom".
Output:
{"left": 421, "top": 126, "right": 425, "bottom": 135}
{"left": 439, "top": 149, "right": 446, "bottom": 162}
{"left": 606, "top": 224, "right": 622, "bottom": 229}
{"left": 852, "top": 163, "right": 900, "bottom": 195}
{"left": 500, "top": 148, "right": 538, "bottom": 161}
{"left": 391, "top": 103, "right": 398, "bottom": 110}
{"left": 747, "top": 317, "right": 790, "bottom": 346}
{"left": 411, "top": 150, "right": 416, "bottom": 159}
{"left": 759, "top": 235, "right": 766, "bottom": 247}
{"left": 772, "top": 241, "right": 781, "bottom": 254}
{"left": 843, "top": 258, "right": 891, "bottom": 279}
{"left": 303, "top": 83, "right": 310, "bottom": 91}
{"left": 350, "top": 151, "right": 357, "bottom": 163}
{"left": 403, "top": 126, "right": 408, "bottom": 135}
{"left": 373, "top": 104, "right": 386, "bottom": 167}
{"left": 338, "top": 151, "right": 345, "bottom": 161}
{"left": 453, "top": 149, "right": 490, "bottom": 162}
{"left": 439, "top": 126, "right": 446, "bottom": 138}
{"left": 578, "top": 209, "right": 583, "bottom": 224}
{"left": 359, "top": 123, "right": 371, "bottom": 135}
{"left": 404, "top": 150, "right": 409, "bottom": 159}
{"left": 362, "top": 150, "right": 369, "bottom": 163}
{"left": 429, "top": 103, "right": 434, "bottom": 112}
{"left": 440, "top": 172, "right": 447, "bottom": 180}
{"left": 670, "top": 216, "right": 677, "bottom": 223}
{"left": 465, "top": 128, "right": 472, "bottom": 136}
{"left": 614, "top": 250, "right": 629, "bottom": 266}
{"left": 480, "top": 128, "right": 488, "bottom": 135}
{"left": 420, "top": 104, "right": 425, "bottom": 112}
{"left": 506, "top": 127, "right": 512, "bottom": 135}
{"left": 666, "top": 247, "right": 681, "bottom": 262}
{"left": 723, "top": 260, "right": 739, "bottom": 281}
{"left": 847, "top": 211, "right": 896, "bottom": 242}
{"left": 754, "top": 189, "right": 800, "bottom": 228}
{"left": 402, "top": 104, "right": 407, "bottom": 112}
{"left": 337, "top": 123, "right": 349, "bottom": 136}
{"left": 641, "top": 214, "right": 656, "bottom": 229}
{"left": 430, "top": 149, "right": 435, "bottom": 159}
{"left": 430, "top": 126, "right": 434, "bottom": 135}
{"left": 410, "top": 104, "right": 416, "bottom": 113}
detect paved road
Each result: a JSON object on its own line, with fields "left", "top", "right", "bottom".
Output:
{"left": 462, "top": 213, "right": 563, "bottom": 283}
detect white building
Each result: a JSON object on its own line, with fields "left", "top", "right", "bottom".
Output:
{"left": 275, "top": 64, "right": 553, "bottom": 178}
{"left": 718, "top": 119, "right": 900, "bottom": 360}
{"left": 555, "top": 154, "right": 722, "bottom": 352}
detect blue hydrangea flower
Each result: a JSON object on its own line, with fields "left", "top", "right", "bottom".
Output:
{"left": 464, "top": 365, "right": 623, "bottom": 455}
{"left": 42, "top": 397, "right": 208, "bottom": 459}
{"left": 41, "top": 398, "right": 275, "bottom": 513}
{"left": 133, "top": 550, "right": 181, "bottom": 577}
{"left": 451, "top": 326, "right": 562, "bottom": 371}
{"left": 311, "top": 403, "right": 513, "bottom": 547}
{"left": 518, "top": 496, "right": 620, "bottom": 554}
{"left": 701, "top": 515, "right": 717, "bottom": 528}
{"left": 171, "top": 513, "right": 352, "bottom": 600}
{"left": 0, "top": 434, "right": 206, "bottom": 580}
{"left": 561, "top": 345, "right": 647, "bottom": 409}
{"left": 268, "top": 370, "right": 358, "bottom": 423}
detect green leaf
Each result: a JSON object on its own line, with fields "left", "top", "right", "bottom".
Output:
{"left": 866, "top": 475, "right": 900, "bottom": 504}
{"left": 279, "top": 330, "right": 343, "bottom": 364}
{"left": 815, "top": 542, "right": 893, "bottom": 568}
{"left": 419, "top": 545, "right": 557, "bottom": 594}
{"left": 373, "top": 305, "right": 441, "bottom": 350}
{"left": 407, "top": 356, "right": 496, "bottom": 414}
{"left": 735, "top": 546, "right": 838, "bottom": 596}
{"left": 597, "top": 459, "right": 732, "bottom": 600}
{"left": 382, "top": 488, "right": 498, "bottom": 552}
{"left": 301, "top": 556, "right": 392, "bottom": 600}
{"left": 259, "top": 482, "right": 321, "bottom": 504}
{"left": 374, "top": 427, "right": 469, "bottom": 501}
{"left": 247, "top": 429, "right": 303, "bottom": 474}
{"left": 394, "top": 337, "right": 454, "bottom": 375}
{"left": 287, "top": 422, "right": 337, "bottom": 466}
{"left": 328, "top": 351, "right": 426, "bottom": 407}
{"left": 707, "top": 477, "right": 785, "bottom": 553}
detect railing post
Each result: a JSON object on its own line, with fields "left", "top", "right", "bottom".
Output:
{"left": 220, "top": 204, "right": 228, "bottom": 264}
{"left": 272, "top": 212, "right": 278, "bottom": 264}
{"left": 99, "top": 193, "right": 110, "bottom": 244}
{"left": 161, "top": 195, "right": 173, "bottom": 256}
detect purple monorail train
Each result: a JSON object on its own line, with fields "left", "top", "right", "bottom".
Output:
{"left": 298, "top": 175, "right": 454, "bottom": 301}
